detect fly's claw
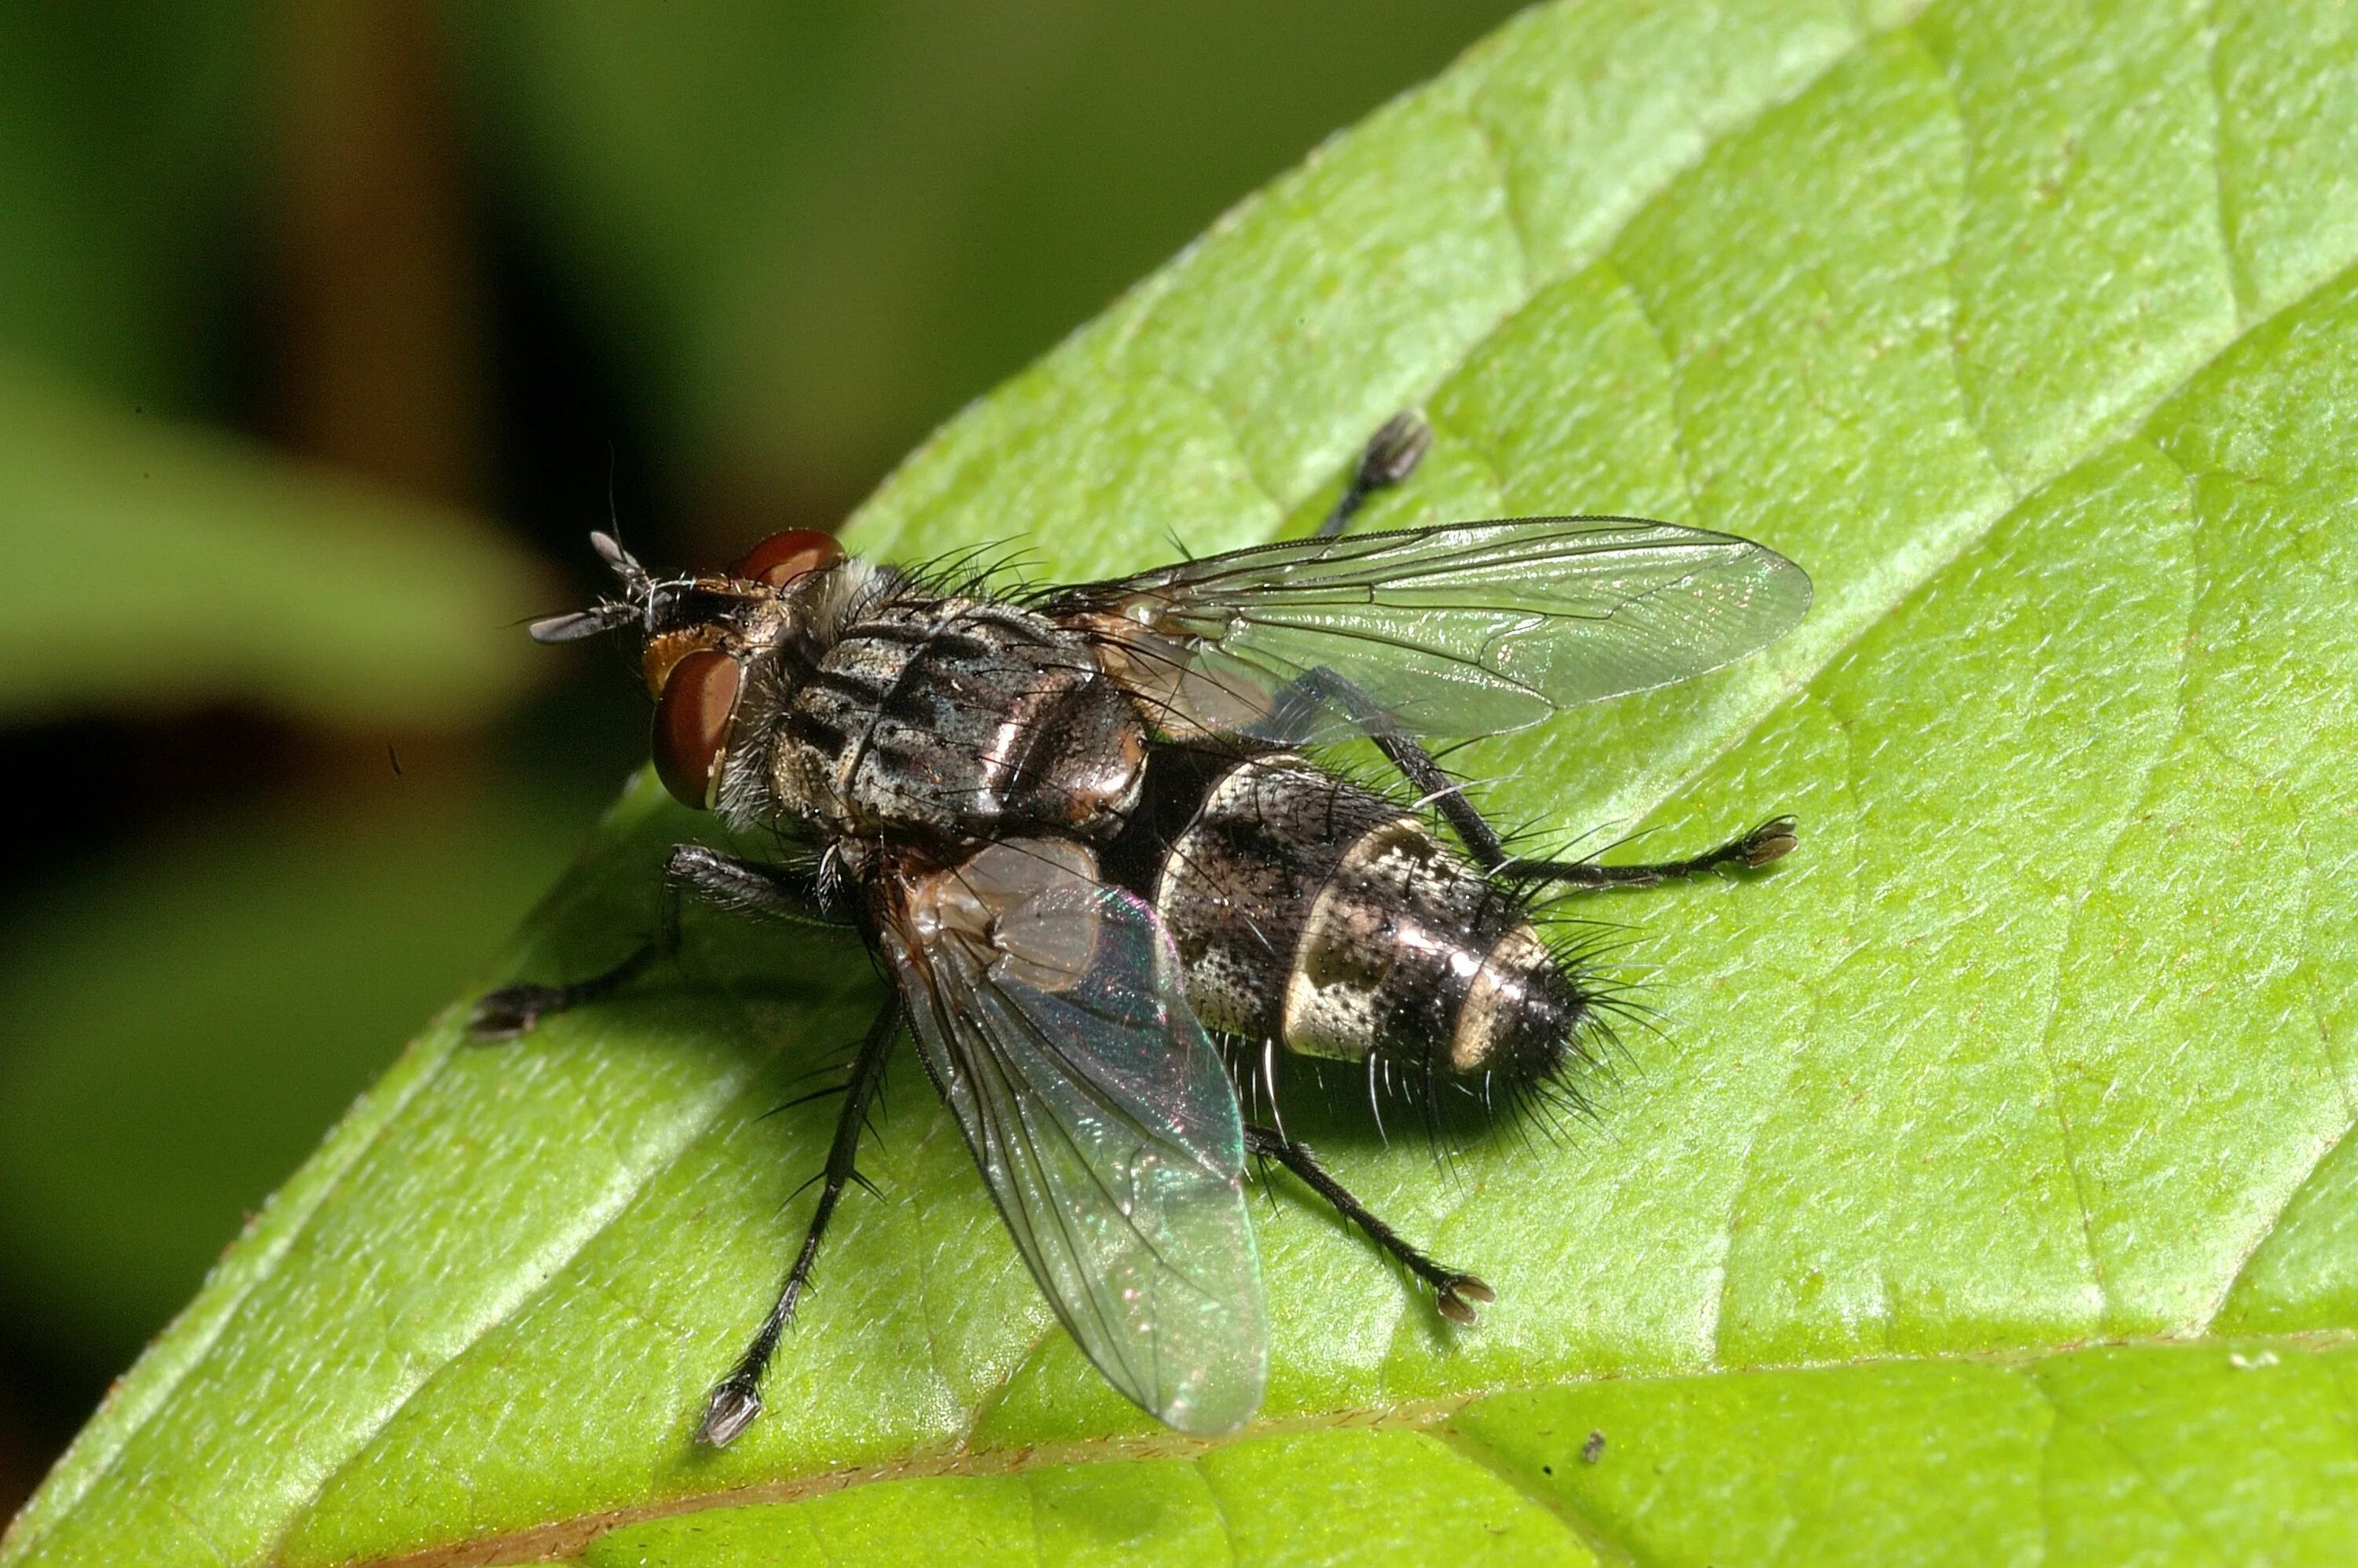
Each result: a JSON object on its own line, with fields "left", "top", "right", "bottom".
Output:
{"left": 1742, "top": 816, "right": 1799, "bottom": 868}
{"left": 1357, "top": 410, "right": 1434, "bottom": 492}
{"left": 696, "top": 1375, "right": 763, "bottom": 1449}
{"left": 468, "top": 983, "right": 568, "bottom": 1041}
{"left": 1435, "top": 1273, "right": 1497, "bottom": 1326}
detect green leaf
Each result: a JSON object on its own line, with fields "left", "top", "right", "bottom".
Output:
{"left": 0, "top": 358, "right": 545, "bottom": 725}
{"left": 13, "top": 0, "right": 2358, "bottom": 1560}
{"left": 580, "top": 1342, "right": 2358, "bottom": 1568}
{"left": 0, "top": 785, "right": 586, "bottom": 1374}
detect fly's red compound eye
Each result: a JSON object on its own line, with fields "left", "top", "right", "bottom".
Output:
{"left": 733, "top": 529, "right": 844, "bottom": 589}
{"left": 652, "top": 649, "right": 743, "bottom": 810}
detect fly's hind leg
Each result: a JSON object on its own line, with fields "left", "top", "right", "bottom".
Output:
{"left": 468, "top": 845, "right": 843, "bottom": 1039}
{"left": 1243, "top": 1122, "right": 1494, "bottom": 1324}
{"left": 697, "top": 995, "right": 899, "bottom": 1447}
{"left": 1281, "top": 665, "right": 1798, "bottom": 892}
{"left": 1314, "top": 411, "right": 1434, "bottom": 539}
{"left": 1504, "top": 817, "right": 1798, "bottom": 890}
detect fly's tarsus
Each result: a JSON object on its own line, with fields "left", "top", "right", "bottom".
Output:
{"left": 468, "top": 845, "right": 843, "bottom": 1043}
{"left": 1245, "top": 1122, "right": 1495, "bottom": 1324}
{"left": 1316, "top": 409, "right": 1434, "bottom": 539}
{"left": 695, "top": 1375, "right": 763, "bottom": 1449}
{"left": 1508, "top": 814, "right": 1802, "bottom": 892}
{"left": 468, "top": 946, "right": 654, "bottom": 1041}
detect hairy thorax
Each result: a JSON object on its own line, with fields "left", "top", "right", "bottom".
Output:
{"left": 759, "top": 586, "right": 1148, "bottom": 850}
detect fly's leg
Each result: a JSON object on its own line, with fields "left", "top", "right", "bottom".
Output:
{"left": 1282, "top": 665, "right": 1798, "bottom": 892}
{"left": 1243, "top": 1122, "right": 1494, "bottom": 1324}
{"left": 697, "top": 996, "right": 899, "bottom": 1447}
{"left": 1271, "top": 664, "right": 1531, "bottom": 866}
{"left": 1313, "top": 411, "right": 1434, "bottom": 539}
{"left": 468, "top": 845, "right": 842, "bottom": 1039}
{"left": 1502, "top": 818, "right": 1798, "bottom": 890}
{"left": 1367, "top": 715, "right": 1794, "bottom": 888}
{"left": 467, "top": 946, "right": 656, "bottom": 1041}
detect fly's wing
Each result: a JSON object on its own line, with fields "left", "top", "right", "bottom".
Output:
{"left": 879, "top": 838, "right": 1267, "bottom": 1435}
{"left": 1042, "top": 517, "right": 1812, "bottom": 742}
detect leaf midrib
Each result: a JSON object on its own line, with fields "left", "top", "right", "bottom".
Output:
{"left": 339, "top": 1328, "right": 2358, "bottom": 1568}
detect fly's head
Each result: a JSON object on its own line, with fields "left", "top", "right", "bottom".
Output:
{"left": 531, "top": 528, "right": 850, "bottom": 811}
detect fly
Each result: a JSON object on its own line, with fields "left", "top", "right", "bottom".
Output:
{"left": 472, "top": 413, "right": 1811, "bottom": 1445}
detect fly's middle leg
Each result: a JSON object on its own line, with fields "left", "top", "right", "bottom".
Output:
{"left": 1243, "top": 1122, "right": 1494, "bottom": 1324}
{"left": 697, "top": 994, "right": 899, "bottom": 1448}
{"left": 468, "top": 845, "right": 843, "bottom": 1039}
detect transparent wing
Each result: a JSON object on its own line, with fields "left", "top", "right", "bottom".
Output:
{"left": 1044, "top": 517, "right": 1812, "bottom": 741}
{"left": 880, "top": 838, "right": 1266, "bottom": 1435}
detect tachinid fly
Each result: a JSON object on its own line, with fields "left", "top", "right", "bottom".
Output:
{"left": 473, "top": 414, "right": 1811, "bottom": 1445}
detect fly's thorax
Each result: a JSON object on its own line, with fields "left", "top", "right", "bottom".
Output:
{"left": 762, "top": 593, "right": 1149, "bottom": 848}
{"left": 1145, "top": 751, "right": 1583, "bottom": 1088}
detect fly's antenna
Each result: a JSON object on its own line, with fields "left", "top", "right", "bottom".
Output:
{"left": 591, "top": 529, "right": 655, "bottom": 599}
{"left": 523, "top": 530, "right": 662, "bottom": 644}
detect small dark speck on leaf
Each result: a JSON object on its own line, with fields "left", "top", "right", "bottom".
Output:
{"left": 1581, "top": 1430, "right": 1606, "bottom": 1464}
{"left": 387, "top": 743, "right": 404, "bottom": 777}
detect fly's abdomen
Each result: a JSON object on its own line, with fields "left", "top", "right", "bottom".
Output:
{"left": 1148, "top": 752, "right": 1585, "bottom": 1088}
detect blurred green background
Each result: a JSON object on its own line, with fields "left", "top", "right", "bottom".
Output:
{"left": 0, "top": 1, "right": 1527, "bottom": 1514}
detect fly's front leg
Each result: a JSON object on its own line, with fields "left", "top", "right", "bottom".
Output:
{"left": 1243, "top": 1123, "right": 1494, "bottom": 1324}
{"left": 1283, "top": 665, "right": 1798, "bottom": 893}
{"left": 1314, "top": 411, "right": 1433, "bottom": 539}
{"left": 468, "top": 845, "right": 841, "bottom": 1039}
{"left": 697, "top": 995, "right": 899, "bottom": 1447}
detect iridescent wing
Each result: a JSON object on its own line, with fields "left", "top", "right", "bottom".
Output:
{"left": 1041, "top": 517, "right": 1812, "bottom": 742}
{"left": 878, "top": 838, "right": 1266, "bottom": 1435}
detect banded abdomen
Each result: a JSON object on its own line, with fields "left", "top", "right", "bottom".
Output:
{"left": 1111, "top": 747, "right": 1589, "bottom": 1090}
{"left": 765, "top": 592, "right": 1147, "bottom": 846}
